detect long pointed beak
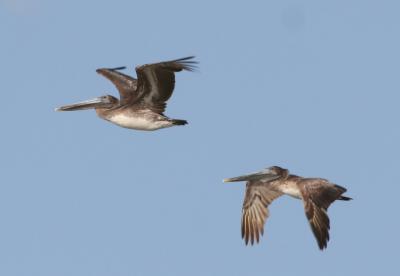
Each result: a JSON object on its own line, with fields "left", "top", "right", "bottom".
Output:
{"left": 55, "top": 97, "right": 107, "bottom": 111}
{"left": 223, "top": 169, "right": 280, "bottom": 183}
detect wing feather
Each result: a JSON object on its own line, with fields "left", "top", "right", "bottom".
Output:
{"left": 241, "top": 183, "right": 283, "bottom": 245}
{"left": 299, "top": 178, "right": 346, "bottom": 250}
{"left": 135, "top": 56, "right": 197, "bottom": 113}
{"left": 96, "top": 67, "right": 138, "bottom": 105}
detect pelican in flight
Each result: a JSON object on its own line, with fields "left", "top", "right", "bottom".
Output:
{"left": 56, "top": 56, "right": 197, "bottom": 130}
{"left": 224, "top": 166, "right": 351, "bottom": 250}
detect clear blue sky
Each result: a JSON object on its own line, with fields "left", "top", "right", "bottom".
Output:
{"left": 1, "top": 0, "right": 399, "bottom": 275}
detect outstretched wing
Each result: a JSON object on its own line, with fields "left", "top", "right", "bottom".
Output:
{"left": 96, "top": 67, "right": 138, "bottom": 105}
{"left": 299, "top": 178, "right": 345, "bottom": 250}
{"left": 135, "top": 56, "right": 197, "bottom": 113}
{"left": 241, "top": 183, "right": 283, "bottom": 245}
{"left": 302, "top": 195, "right": 330, "bottom": 250}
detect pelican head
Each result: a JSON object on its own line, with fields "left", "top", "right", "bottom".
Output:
{"left": 55, "top": 95, "right": 118, "bottom": 111}
{"left": 223, "top": 166, "right": 288, "bottom": 183}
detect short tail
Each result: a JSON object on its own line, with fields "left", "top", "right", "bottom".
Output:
{"left": 334, "top": 184, "right": 352, "bottom": 201}
{"left": 339, "top": 195, "right": 352, "bottom": 201}
{"left": 170, "top": 119, "right": 188, "bottom": 126}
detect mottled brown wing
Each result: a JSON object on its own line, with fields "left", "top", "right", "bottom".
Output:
{"left": 241, "top": 183, "right": 283, "bottom": 245}
{"left": 299, "top": 179, "right": 334, "bottom": 250}
{"left": 302, "top": 197, "right": 330, "bottom": 250}
{"left": 135, "top": 56, "right": 197, "bottom": 113}
{"left": 96, "top": 67, "right": 138, "bottom": 105}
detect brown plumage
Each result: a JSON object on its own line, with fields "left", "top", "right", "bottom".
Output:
{"left": 56, "top": 57, "right": 197, "bottom": 131}
{"left": 95, "top": 66, "right": 138, "bottom": 105}
{"left": 96, "top": 56, "right": 197, "bottom": 113}
{"left": 224, "top": 166, "right": 352, "bottom": 250}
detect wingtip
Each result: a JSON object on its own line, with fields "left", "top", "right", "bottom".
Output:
{"left": 318, "top": 243, "right": 328, "bottom": 251}
{"left": 175, "top": 56, "right": 199, "bottom": 72}
{"left": 178, "top": 56, "right": 196, "bottom": 61}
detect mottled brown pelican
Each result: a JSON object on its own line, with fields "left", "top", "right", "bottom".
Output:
{"left": 224, "top": 166, "right": 351, "bottom": 250}
{"left": 55, "top": 57, "right": 197, "bottom": 130}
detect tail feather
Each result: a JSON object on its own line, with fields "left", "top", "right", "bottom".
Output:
{"left": 334, "top": 184, "right": 352, "bottom": 201}
{"left": 170, "top": 119, "right": 188, "bottom": 126}
{"left": 339, "top": 196, "right": 352, "bottom": 201}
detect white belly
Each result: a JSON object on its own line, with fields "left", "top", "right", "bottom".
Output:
{"left": 278, "top": 184, "right": 302, "bottom": 199}
{"left": 108, "top": 114, "right": 171, "bottom": 131}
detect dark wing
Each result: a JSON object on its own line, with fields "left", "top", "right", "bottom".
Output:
{"left": 302, "top": 194, "right": 330, "bottom": 250}
{"left": 135, "top": 56, "right": 197, "bottom": 113}
{"left": 299, "top": 178, "right": 346, "bottom": 250}
{"left": 241, "top": 183, "right": 283, "bottom": 245}
{"left": 96, "top": 67, "right": 138, "bottom": 105}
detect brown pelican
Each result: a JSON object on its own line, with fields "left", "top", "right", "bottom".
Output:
{"left": 55, "top": 57, "right": 197, "bottom": 130}
{"left": 224, "top": 166, "right": 351, "bottom": 250}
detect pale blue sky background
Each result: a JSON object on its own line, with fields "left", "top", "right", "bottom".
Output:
{"left": 1, "top": 0, "right": 399, "bottom": 275}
